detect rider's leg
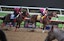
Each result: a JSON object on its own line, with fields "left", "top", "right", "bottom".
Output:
{"left": 42, "top": 24, "right": 46, "bottom": 33}
{"left": 12, "top": 20, "right": 15, "bottom": 27}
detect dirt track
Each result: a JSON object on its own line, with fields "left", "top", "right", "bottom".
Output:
{"left": 3, "top": 28, "right": 57, "bottom": 41}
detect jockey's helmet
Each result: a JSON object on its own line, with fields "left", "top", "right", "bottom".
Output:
{"left": 14, "top": 8, "right": 21, "bottom": 13}
{"left": 40, "top": 8, "right": 44, "bottom": 12}
{"left": 14, "top": 8, "right": 21, "bottom": 11}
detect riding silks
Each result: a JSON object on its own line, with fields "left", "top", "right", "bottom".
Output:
{"left": 41, "top": 16, "right": 46, "bottom": 19}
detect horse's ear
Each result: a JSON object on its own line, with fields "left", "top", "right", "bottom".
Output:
{"left": 50, "top": 25, "right": 58, "bottom": 32}
{"left": 50, "top": 26, "right": 54, "bottom": 32}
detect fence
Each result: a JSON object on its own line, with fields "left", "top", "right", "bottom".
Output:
{"left": 0, "top": 5, "right": 64, "bottom": 15}
{"left": 0, "top": 5, "right": 64, "bottom": 28}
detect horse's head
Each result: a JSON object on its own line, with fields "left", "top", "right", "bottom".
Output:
{"left": 22, "top": 11, "right": 29, "bottom": 17}
{"left": 45, "top": 31, "right": 55, "bottom": 41}
{"left": 45, "top": 11, "right": 58, "bottom": 22}
{"left": 45, "top": 25, "right": 59, "bottom": 41}
{"left": 51, "top": 11, "right": 58, "bottom": 18}
{"left": 18, "top": 11, "right": 29, "bottom": 20}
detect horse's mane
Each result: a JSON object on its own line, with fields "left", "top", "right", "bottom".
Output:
{"left": 22, "top": 11, "right": 27, "bottom": 17}
{"left": 47, "top": 12, "right": 53, "bottom": 16}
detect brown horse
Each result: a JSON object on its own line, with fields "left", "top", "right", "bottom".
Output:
{"left": 15, "top": 11, "right": 29, "bottom": 31}
{"left": 0, "top": 11, "right": 28, "bottom": 31}
{"left": 24, "top": 15, "right": 37, "bottom": 32}
{"left": 30, "top": 11, "right": 58, "bottom": 31}
{"left": 41, "top": 12, "right": 58, "bottom": 31}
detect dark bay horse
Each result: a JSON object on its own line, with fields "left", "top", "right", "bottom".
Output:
{"left": 15, "top": 11, "right": 29, "bottom": 31}
{"left": 42, "top": 12, "right": 58, "bottom": 30}
{"left": 27, "top": 15, "right": 37, "bottom": 31}
{"left": 26, "top": 11, "right": 58, "bottom": 32}
{"left": 31, "top": 12, "right": 58, "bottom": 30}
{"left": 24, "top": 15, "right": 37, "bottom": 32}
{"left": 45, "top": 25, "right": 64, "bottom": 41}
{"left": 0, "top": 11, "right": 28, "bottom": 31}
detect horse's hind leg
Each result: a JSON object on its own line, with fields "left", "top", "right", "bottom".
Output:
{"left": 32, "top": 23, "right": 35, "bottom": 31}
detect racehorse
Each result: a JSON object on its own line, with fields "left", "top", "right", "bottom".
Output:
{"left": 0, "top": 29, "right": 7, "bottom": 41}
{"left": 26, "top": 11, "right": 58, "bottom": 32}
{"left": 0, "top": 11, "right": 29, "bottom": 31}
{"left": 26, "top": 15, "right": 37, "bottom": 32}
{"left": 37, "top": 11, "right": 58, "bottom": 30}
{"left": 42, "top": 12, "right": 58, "bottom": 31}
{"left": 15, "top": 11, "right": 29, "bottom": 31}
{"left": 23, "top": 14, "right": 37, "bottom": 32}
{"left": 45, "top": 25, "right": 64, "bottom": 41}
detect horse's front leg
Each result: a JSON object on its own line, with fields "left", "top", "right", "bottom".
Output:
{"left": 42, "top": 24, "right": 46, "bottom": 33}
{"left": 15, "top": 22, "right": 20, "bottom": 31}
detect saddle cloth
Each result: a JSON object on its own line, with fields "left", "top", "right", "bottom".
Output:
{"left": 10, "top": 14, "right": 15, "bottom": 19}
{"left": 37, "top": 15, "right": 46, "bottom": 20}
{"left": 10, "top": 13, "right": 20, "bottom": 19}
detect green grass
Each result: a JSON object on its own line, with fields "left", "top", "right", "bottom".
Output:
{"left": 0, "top": 13, "right": 8, "bottom": 16}
{"left": 51, "top": 16, "right": 64, "bottom": 21}
{"left": 0, "top": 12, "right": 64, "bottom": 28}
{"left": 51, "top": 16, "right": 64, "bottom": 29}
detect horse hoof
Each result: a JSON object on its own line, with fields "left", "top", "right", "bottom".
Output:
{"left": 42, "top": 30, "right": 45, "bottom": 33}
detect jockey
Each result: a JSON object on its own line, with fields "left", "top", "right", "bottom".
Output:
{"left": 13, "top": 8, "right": 22, "bottom": 18}
{"left": 40, "top": 8, "right": 44, "bottom": 16}
{"left": 43, "top": 7, "right": 48, "bottom": 16}
{"left": 10, "top": 8, "right": 22, "bottom": 26}
{"left": 10, "top": 8, "right": 22, "bottom": 19}
{"left": 43, "top": 8, "right": 48, "bottom": 18}
{"left": 40, "top": 7, "right": 48, "bottom": 19}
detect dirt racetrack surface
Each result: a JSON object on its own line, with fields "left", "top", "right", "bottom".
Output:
{"left": 3, "top": 28, "right": 57, "bottom": 41}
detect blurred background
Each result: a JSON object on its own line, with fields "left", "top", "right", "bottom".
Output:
{"left": 0, "top": 0, "right": 64, "bottom": 8}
